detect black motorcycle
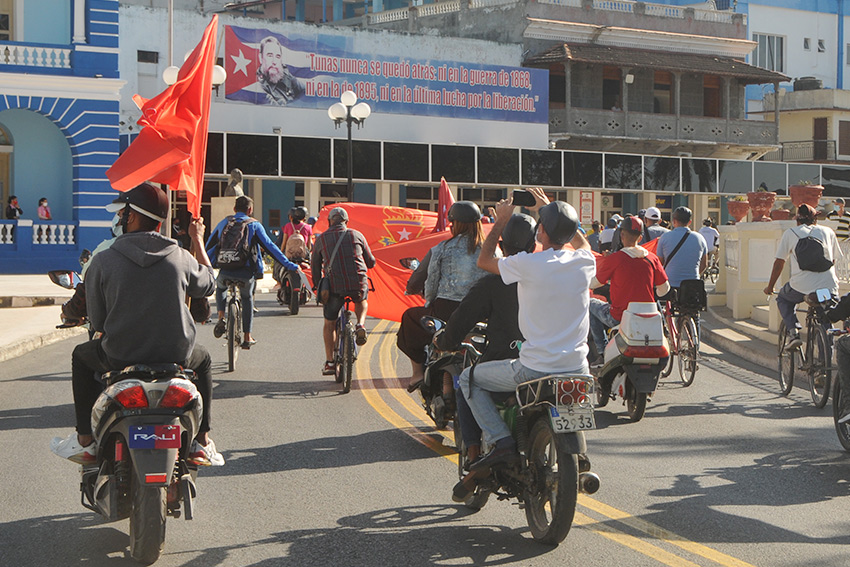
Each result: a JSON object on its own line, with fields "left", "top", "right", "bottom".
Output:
{"left": 274, "top": 260, "right": 309, "bottom": 315}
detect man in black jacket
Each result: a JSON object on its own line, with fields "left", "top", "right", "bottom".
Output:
{"left": 431, "top": 213, "right": 537, "bottom": 502}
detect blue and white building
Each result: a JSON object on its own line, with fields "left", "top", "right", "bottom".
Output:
{"left": 0, "top": 0, "right": 123, "bottom": 273}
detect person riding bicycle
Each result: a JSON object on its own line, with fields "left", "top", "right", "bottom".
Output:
{"left": 50, "top": 183, "right": 224, "bottom": 467}
{"left": 764, "top": 203, "right": 841, "bottom": 350}
{"left": 827, "top": 294, "right": 850, "bottom": 424}
{"left": 655, "top": 206, "right": 708, "bottom": 290}
{"left": 397, "top": 201, "right": 489, "bottom": 393}
{"left": 640, "top": 206, "right": 669, "bottom": 244}
{"left": 460, "top": 189, "right": 595, "bottom": 471}
{"left": 588, "top": 215, "right": 670, "bottom": 365}
{"left": 312, "top": 206, "right": 376, "bottom": 375}
{"left": 430, "top": 213, "right": 537, "bottom": 502}
{"left": 206, "top": 195, "right": 299, "bottom": 349}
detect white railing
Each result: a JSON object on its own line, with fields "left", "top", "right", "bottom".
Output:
{"left": 0, "top": 43, "right": 72, "bottom": 69}
{"left": 535, "top": 0, "right": 745, "bottom": 25}
{"left": 593, "top": 0, "right": 633, "bottom": 13}
{"left": 470, "top": 0, "right": 520, "bottom": 8}
{"left": 644, "top": 4, "right": 682, "bottom": 18}
{"left": 32, "top": 223, "right": 76, "bottom": 245}
{"left": 694, "top": 10, "right": 739, "bottom": 24}
{"left": 0, "top": 223, "right": 14, "bottom": 245}
{"left": 418, "top": 0, "right": 461, "bottom": 17}
{"left": 369, "top": 7, "right": 410, "bottom": 23}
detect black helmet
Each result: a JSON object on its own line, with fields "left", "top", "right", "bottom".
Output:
{"left": 289, "top": 206, "right": 308, "bottom": 222}
{"left": 703, "top": 218, "right": 713, "bottom": 227}
{"left": 538, "top": 201, "right": 579, "bottom": 245}
{"left": 448, "top": 201, "right": 481, "bottom": 223}
{"left": 501, "top": 213, "right": 537, "bottom": 255}
{"left": 105, "top": 182, "right": 168, "bottom": 222}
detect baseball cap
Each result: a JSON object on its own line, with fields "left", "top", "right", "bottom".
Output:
{"left": 328, "top": 206, "right": 349, "bottom": 222}
{"left": 620, "top": 215, "right": 644, "bottom": 234}
{"left": 834, "top": 197, "right": 845, "bottom": 205}
{"left": 611, "top": 213, "right": 623, "bottom": 222}
{"left": 645, "top": 207, "right": 661, "bottom": 220}
{"left": 105, "top": 182, "right": 168, "bottom": 222}
{"left": 538, "top": 201, "right": 579, "bottom": 244}
{"left": 796, "top": 203, "right": 817, "bottom": 219}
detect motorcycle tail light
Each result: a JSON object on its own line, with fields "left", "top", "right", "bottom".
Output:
{"left": 114, "top": 385, "right": 149, "bottom": 409}
{"left": 557, "top": 379, "right": 591, "bottom": 406}
{"left": 623, "top": 345, "right": 669, "bottom": 359}
{"left": 159, "top": 385, "right": 194, "bottom": 408}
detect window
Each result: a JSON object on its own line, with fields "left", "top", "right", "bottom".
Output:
{"left": 818, "top": 39, "right": 826, "bottom": 53}
{"left": 137, "top": 50, "right": 159, "bottom": 64}
{"left": 0, "top": 13, "right": 9, "bottom": 41}
{"left": 752, "top": 33, "right": 784, "bottom": 72}
{"left": 803, "top": 38, "right": 811, "bottom": 51}
{"left": 846, "top": 44, "right": 850, "bottom": 65}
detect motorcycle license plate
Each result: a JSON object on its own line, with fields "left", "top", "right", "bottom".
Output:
{"left": 128, "top": 425, "right": 181, "bottom": 449}
{"left": 549, "top": 378, "right": 596, "bottom": 432}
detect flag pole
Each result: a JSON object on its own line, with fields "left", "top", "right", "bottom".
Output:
{"left": 164, "top": 0, "right": 174, "bottom": 237}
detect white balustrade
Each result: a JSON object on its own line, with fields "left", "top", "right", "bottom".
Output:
{"left": 369, "top": 7, "right": 410, "bottom": 23}
{"left": 470, "top": 0, "right": 525, "bottom": 7}
{"left": 0, "top": 44, "right": 72, "bottom": 69}
{"left": 0, "top": 223, "right": 14, "bottom": 245}
{"left": 645, "top": 4, "right": 682, "bottom": 17}
{"left": 32, "top": 223, "right": 76, "bottom": 245}
{"left": 417, "top": 0, "right": 461, "bottom": 17}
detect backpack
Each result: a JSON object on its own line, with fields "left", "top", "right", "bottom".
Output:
{"left": 284, "top": 225, "right": 309, "bottom": 260}
{"left": 793, "top": 227, "right": 833, "bottom": 273}
{"left": 216, "top": 216, "right": 254, "bottom": 269}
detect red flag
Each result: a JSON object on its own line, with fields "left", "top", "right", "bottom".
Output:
{"left": 432, "top": 177, "right": 456, "bottom": 232}
{"left": 312, "top": 203, "right": 438, "bottom": 248}
{"left": 106, "top": 16, "right": 219, "bottom": 218}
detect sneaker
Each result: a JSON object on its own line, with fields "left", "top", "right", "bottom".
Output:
{"left": 50, "top": 432, "right": 96, "bottom": 465}
{"left": 355, "top": 325, "right": 368, "bottom": 346}
{"left": 188, "top": 439, "right": 225, "bottom": 467}
{"left": 322, "top": 361, "right": 335, "bottom": 375}
{"left": 785, "top": 332, "right": 803, "bottom": 352}
{"left": 590, "top": 355, "right": 605, "bottom": 369}
{"left": 213, "top": 319, "right": 226, "bottom": 339}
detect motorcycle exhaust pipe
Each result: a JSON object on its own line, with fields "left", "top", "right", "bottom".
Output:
{"left": 579, "top": 471, "right": 601, "bottom": 495}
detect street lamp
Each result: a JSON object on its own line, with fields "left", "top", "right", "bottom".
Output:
{"left": 328, "top": 90, "right": 371, "bottom": 202}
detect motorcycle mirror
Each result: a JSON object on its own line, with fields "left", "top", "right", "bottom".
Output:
{"left": 48, "top": 270, "right": 80, "bottom": 290}
{"left": 399, "top": 257, "right": 420, "bottom": 270}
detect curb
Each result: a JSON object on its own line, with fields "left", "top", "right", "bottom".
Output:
{"left": 0, "top": 326, "right": 88, "bottom": 363}
{"left": 0, "top": 296, "right": 70, "bottom": 308}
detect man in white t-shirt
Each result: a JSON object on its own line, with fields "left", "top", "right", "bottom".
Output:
{"left": 764, "top": 203, "right": 842, "bottom": 349}
{"left": 459, "top": 188, "right": 596, "bottom": 471}
{"left": 698, "top": 218, "right": 720, "bottom": 253}
{"left": 598, "top": 215, "right": 621, "bottom": 253}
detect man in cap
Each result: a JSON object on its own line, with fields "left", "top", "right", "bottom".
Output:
{"left": 589, "top": 215, "right": 670, "bottom": 365}
{"left": 655, "top": 206, "right": 708, "bottom": 289}
{"left": 206, "top": 195, "right": 300, "bottom": 349}
{"left": 312, "top": 206, "right": 376, "bottom": 375}
{"left": 827, "top": 197, "right": 850, "bottom": 241}
{"left": 51, "top": 183, "right": 224, "bottom": 466}
{"left": 640, "top": 206, "right": 669, "bottom": 244}
{"left": 460, "top": 188, "right": 595, "bottom": 470}
{"left": 765, "top": 203, "right": 842, "bottom": 349}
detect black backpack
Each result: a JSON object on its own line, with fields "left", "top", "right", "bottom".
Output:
{"left": 793, "top": 227, "right": 833, "bottom": 273}
{"left": 216, "top": 216, "right": 254, "bottom": 269}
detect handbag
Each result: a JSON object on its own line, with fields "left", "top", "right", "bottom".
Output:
{"left": 316, "top": 230, "right": 349, "bottom": 304}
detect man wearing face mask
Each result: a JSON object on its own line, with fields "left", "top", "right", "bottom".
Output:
{"left": 51, "top": 183, "right": 224, "bottom": 467}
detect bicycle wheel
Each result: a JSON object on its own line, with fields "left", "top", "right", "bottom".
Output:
{"left": 660, "top": 314, "right": 675, "bottom": 379}
{"left": 676, "top": 316, "right": 698, "bottom": 387}
{"left": 833, "top": 380, "right": 850, "bottom": 452}
{"left": 777, "top": 321, "right": 795, "bottom": 396}
{"left": 333, "top": 314, "right": 346, "bottom": 384}
{"left": 808, "top": 325, "right": 832, "bottom": 409}
{"left": 226, "top": 300, "right": 240, "bottom": 372}
{"left": 341, "top": 315, "right": 356, "bottom": 394}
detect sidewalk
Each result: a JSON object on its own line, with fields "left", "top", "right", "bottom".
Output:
{"left": 0, "top": 274, "right": 278, "bottom": 363}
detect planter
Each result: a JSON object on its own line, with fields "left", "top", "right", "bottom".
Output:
{"left": 747, "top": 191, "right": 776, "bottom": 222}
{"left": 727, "top": 200, "right": 750, "bottom": 222}
{"left": 789, "top": 184, "right": 824, "bottom": 208}
{"left": 770, "top": 209, "right": 792, "bottom": 220}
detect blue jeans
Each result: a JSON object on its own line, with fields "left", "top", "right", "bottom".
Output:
{"left": 775, "top": 282, "right": 804, "bottom": 335}
{"left": 216, "top": 273, "right": 255, "bottom": 333}
{"left": 589, "top": 298, "right": 619, "bottom": 354}
{"left": 459, "top": 358, "right": 589, "bottom": 444}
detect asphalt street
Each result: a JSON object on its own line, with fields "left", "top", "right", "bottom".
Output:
{"left": 1, "top": 294, "right": 849, "bottom": 567}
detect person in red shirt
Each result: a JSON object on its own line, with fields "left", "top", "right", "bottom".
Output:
{"left": 588, "top": 215, "right": 670, "bottom": 366}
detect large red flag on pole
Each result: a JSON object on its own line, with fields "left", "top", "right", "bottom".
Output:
{"left": 432, "top": 177, "right": 456, "bottom": 232}
{"left": 106, "top": 15, "right": 218, "bottom": 218}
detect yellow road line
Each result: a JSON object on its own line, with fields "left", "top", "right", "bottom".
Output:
{"left": 359, "top": 322, "right": 759, "bottom": 567}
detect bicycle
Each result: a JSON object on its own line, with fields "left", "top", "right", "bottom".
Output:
{"left": 222, "top": 280, "right": 244, "bottom": 373}
{"left": 331, "top": 279, "right": 374, "bottom": 394}
{"left": 659, "top": 299, "right": 700, "bottom": 387}
{"left": 777, "top": 288, "right": 835, "bottom": 407}
{"left": 701, "top": 249, "right": 720, "bottom": 284}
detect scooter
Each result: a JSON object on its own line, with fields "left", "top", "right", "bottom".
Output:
{"left": 274, "top": 261, "right": 310, "bottom": 315}
{"left": 594, "top": 302, "right": 669, "bottom": 422}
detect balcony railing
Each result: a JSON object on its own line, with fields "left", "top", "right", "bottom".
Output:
{"left": 761, "top": 140, "right": 837, "bottom": 162}
{"left": 0, "top": 41, "right": 72, "bottom": 70}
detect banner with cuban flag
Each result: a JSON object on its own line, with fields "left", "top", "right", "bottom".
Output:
{"left": 224, "top": 25, "right": 548, "bottom": 123}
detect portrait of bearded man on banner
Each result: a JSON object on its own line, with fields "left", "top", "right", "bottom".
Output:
{"left": 257, "top": 36, "right": 304, "bottom": 106}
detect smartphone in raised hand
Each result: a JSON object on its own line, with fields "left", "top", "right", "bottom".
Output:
{"left": 512, "top": 189, "right": 536, "bottom": 207}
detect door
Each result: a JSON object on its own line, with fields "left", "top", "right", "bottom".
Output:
{"left": 814, "top": 117, "right": 828, "bottom": 160}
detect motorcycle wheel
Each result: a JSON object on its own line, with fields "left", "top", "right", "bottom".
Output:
{"left": 626, "top": 383, "right": 647, "bottom": 423}
{"left": 226, "top": 301, "right": 240, "bottom": 373}
{"left": 129, "top": 468, "right": 167, "bottom": 565}
{"left": 289, "top": 288, "right": 300, "bottom": 315}
{"left": 595, "top": 374, "right": 610, "bottom": 408}
{"left": 676, "top": 316, "right": 698, "bottom": 387}
{"left": 808, "top": 325, "right": 832, "bottom": 409}
{"left": 524, "top": 419, "right": 578, "bottom": 546}
{"left": 833, "top": 381, "right": 850, "bottom": 452}
{"left": 778, "top": 321, "right": 795, "bottom": 396}
{"left": 452, "top": 420, "right": 490, "bottom": 510}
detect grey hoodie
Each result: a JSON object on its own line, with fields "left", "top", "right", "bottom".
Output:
{"left": 85, "top": 231, "right": 215, "bottom": 364}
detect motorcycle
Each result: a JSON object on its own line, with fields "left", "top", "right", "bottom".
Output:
{"left": 80, "top": 363, "right": 204, "bottom": 564}
{"left": 593, "top": 302, "right": 669, "bottom": 422}
{"left": 415, "top": 316, "right": 486, "bottom": 430}
{"left": 453, "top": 372, "right": 600, "bottom": 545}
{"left": 274, "top": 260, "right": 310, "bottom": 316}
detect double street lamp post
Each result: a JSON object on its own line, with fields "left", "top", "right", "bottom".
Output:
{"left": 328, "top": 90, "right": 371, "bottom": 202}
